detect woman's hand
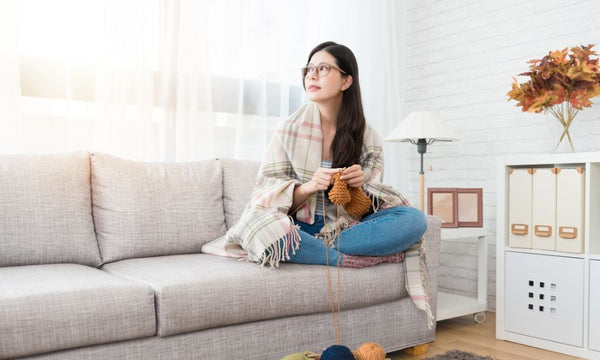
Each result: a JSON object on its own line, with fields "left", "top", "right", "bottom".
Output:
{"left": 307, "top": 167, "right": 339, "bottom": 193}
{"left": 290, "top": 167, "right": 339, "bottom": 213}
{"left": 339, "top": 164, "right": 364, "bottom": 188}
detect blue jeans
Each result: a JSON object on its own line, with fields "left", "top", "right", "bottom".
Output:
{"left": 285, "top": 206, "right": 427, "bottom": 266}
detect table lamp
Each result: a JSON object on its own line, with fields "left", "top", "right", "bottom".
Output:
{"left": 385, "top": 111, "right": 458, "bottom": 211}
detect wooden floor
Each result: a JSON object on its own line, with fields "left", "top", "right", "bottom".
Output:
{"left": 387, "top": 312, "right": 584, "bottom": 360}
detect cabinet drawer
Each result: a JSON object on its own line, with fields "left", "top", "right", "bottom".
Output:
{"left": 505, "top": 252, "right": 584, "bottom": 347}
{"left": 590, "top": 260, "right": 600, "bottom": 351}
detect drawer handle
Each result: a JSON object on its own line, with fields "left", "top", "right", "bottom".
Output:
{"left": 511, "top": 224, "right": 528, "bottom": 235}
{"left": 559, "top": 226, "right": 577, "bottom": 239}
{"left": 535, "top": 225, "right": 552, "bottom": 237}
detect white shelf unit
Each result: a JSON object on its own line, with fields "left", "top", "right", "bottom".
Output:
{"left": 436, "top": 227, "right": 487, "bottom": 322}
{"left": 496, "top": 152, "right": 600, "bottom": 360}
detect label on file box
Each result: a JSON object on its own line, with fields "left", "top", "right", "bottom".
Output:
{"left": 534, "top": 225, "right": 552, "bottom": 237}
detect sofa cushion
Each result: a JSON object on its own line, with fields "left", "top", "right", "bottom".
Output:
{"left": 0, "top": 151, "right": 101, "bottom": 267}
{"left": 220, "top": 158, "right": 260, "bottom": 229}
{"left": 102, "top": 254, "right": 407, "bottom": 337}
{"left": 0, "top": 264, "right": 155, "bottom": 359}
{"left": 91, "top": 153, "right": 227, "bottom": 263}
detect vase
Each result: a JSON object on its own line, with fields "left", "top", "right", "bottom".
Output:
{"left": 546, "top": 103, "right": 578, "bottom": 153}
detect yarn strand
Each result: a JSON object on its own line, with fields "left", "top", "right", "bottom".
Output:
{"left": 322, "top": 191, "right": 340, "bottom": 344}
{"left": 323, "top": 168, "right": 372, "bottom": 346}
{"left": 336, "top": 204, "right": 341, "bottom": 345}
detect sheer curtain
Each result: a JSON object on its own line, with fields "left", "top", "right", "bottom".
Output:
{"left": 1, "top": 0, "right": 409, "bottom": 190}
{"left": 0, "top": 0, "right": 21, "bottom": 153}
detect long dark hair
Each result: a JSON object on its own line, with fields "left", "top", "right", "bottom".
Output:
{"left": 303, "top": 41, "right": 366, "bottom": 168}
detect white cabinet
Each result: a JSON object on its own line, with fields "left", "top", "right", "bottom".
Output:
{"left": 590, "top": 260, "right": 600, "bottom": 352}
{"left": 505, "top": 252, "right": 583, "bottom": 347}
{"left": 436, "top": 227, "right": 487, "bottom": 322}
{"left": 497, "top": 152, "right": 600, "bottom": 359}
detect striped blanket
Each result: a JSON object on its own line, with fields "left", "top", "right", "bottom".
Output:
{"left": 220, "top": 102, "right": 433, "bottom": 327}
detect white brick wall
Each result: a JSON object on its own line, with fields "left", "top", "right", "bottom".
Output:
{"left": 403, "top": 0, "right": 600, "bottom": 310}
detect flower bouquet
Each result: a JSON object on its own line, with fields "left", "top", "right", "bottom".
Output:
{"left": 507, "top": 44, "right": 600, "bottom": 151}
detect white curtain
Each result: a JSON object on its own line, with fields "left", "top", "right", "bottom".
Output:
{"left": 0, "top": 0, "right": 409, "bottom": 189}
{"left": 0, "top": 0, "right": 21, "bottom": 153}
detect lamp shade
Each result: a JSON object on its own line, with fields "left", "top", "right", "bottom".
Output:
{"left": 385, "top": 111, "right": 458, "bottom": 143}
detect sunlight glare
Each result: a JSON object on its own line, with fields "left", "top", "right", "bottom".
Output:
{"left": 19, "top": 0, "right": 102, "bottom": 62}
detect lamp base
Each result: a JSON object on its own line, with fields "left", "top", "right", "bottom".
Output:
{"left": 419, "top": 173, "right": 425, "bottom": 212}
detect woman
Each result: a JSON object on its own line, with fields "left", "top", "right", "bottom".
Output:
{"left": 224, "top": 41, "right": 427, "bottom": 267}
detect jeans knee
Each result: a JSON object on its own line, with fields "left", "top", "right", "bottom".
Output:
{"left": 407, "top": 206, "right": 428, "bottom": 236}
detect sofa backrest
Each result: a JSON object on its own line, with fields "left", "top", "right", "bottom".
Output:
{"left": 0, "top": 152, "right": 102, "bottom": 267}
{"left": 91, "top": 153, "right": 227, "bottom": 264}
{"left": 220, "top": 158, "right": 260, "bottom": 229}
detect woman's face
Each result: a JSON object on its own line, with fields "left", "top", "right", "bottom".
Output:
{"left": 304, "top": 50, "right": 351, "bottom": 104}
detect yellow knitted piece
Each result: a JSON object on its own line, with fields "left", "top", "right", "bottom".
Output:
{"left": 344, "top": 186, "right": 371, "bottom": 219}
{"left": 327, "top": 171, "right": 372, "bottom": 219}
{"left": 328, "top": 172, "right": 351, "bottom": 205}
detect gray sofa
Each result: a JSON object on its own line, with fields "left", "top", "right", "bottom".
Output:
{"left": 0, "top": 151, "right": 441, "bottom": 359}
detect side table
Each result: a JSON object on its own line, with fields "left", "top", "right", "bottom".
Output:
{"left": 436, "top": 227, "right": 488, "bottom": 323}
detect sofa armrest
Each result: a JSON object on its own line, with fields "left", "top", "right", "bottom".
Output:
{"left": 423, "top": 215, "right": 441, "bottom": 314}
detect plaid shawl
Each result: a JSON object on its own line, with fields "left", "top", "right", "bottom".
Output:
{"left": 222, "top": 102, "right": 433, "bottom": 327}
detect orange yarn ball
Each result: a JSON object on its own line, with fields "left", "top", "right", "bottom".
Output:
{"left": 353, "top": 342, "right": 386, "bottom": 360}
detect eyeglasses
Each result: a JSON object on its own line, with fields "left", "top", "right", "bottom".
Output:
{"left": 301, "top": 62, "right": 347, "bottom": 78}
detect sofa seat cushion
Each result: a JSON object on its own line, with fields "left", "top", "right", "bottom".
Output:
{"left": 0, "top": 151, "right": 101, "bottom": 267}
{"left": 102, "top": 254, "right": 407, "bottom": 337}
{"left": 91, "top": 153, "right": 227, "bottom": 263}
{"left": 0, "top": 264, "right": 156, "bottom": 360}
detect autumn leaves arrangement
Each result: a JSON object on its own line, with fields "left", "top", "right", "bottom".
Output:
{"left": 507, "top": 44, "right": 600, "bottom": 151}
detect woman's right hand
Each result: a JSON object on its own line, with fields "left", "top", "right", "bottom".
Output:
{"left": 307, "top": 167, "right": 339, "bottom": 193}
{"left": 290, "top": 167, "right": 339, "bottom": 214}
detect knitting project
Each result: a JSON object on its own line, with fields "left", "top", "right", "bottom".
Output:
{"left": 328, "top": 171, "right": 372, "bottom": 219}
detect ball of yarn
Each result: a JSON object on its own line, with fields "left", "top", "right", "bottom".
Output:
{"left": 328, "top": 172, "right": 351, "bottom": 205}
{"left": 321, "top": 345, "right": 355, "bottom": 360}
{"left": 343, "top": 187, "right": 372, "bottom": 219}
{"left": 353, "top": 342, "right": 386, "bottom": 360}
{"left": 280, "top": 352, "right": 308, "bottom": 360}
{"left": 280, "top": 351, "right": 321, "bottom": 360}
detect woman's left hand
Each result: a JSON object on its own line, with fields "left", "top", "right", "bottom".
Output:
{"left": 339, "top": 164, "right": 364, "bottom": 188}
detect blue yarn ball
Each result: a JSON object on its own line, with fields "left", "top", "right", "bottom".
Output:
{"left": 321, "top": 345, "right": 355, "bottom": 360}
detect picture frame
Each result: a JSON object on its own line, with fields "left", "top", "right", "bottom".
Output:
{"left": 427, "top": 188, "right": 458, "bottom": 228}
{"left": 457, "top": 188, "right": 483, "bottom": 227}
